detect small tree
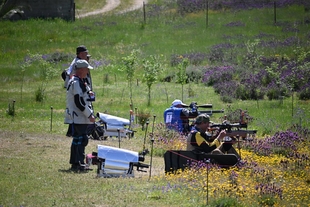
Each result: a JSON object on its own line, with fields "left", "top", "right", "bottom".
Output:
{"left": 137, "top": 108, "right": 150, "bottom": 131}
{"left": 142, "top": 55, "right": 162, "bottom": 106}
{"left": 243, "top": 39, "right": 262, "bottom": 70}
{"left": 20, "top": 53, "right": 32, "bottom": 103}
{"left": 120, "top": 49, "right": 139, "bottom": 105}
{"left": 176, "top": 57, "right": 189, "bottom": 101}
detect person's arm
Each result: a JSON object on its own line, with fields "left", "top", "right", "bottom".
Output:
{"left": 189, "top": 102, "right": 199, "bottom": 117}
{"left": 67, "top": 57, "right": 78, "bottom": 75}
{"left": 181, "top": 108, "right": 198, "bottom": 119}
{"left": 195, "top": 132, "right": 221, "bottom": 151}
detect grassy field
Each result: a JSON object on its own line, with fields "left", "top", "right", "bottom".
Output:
{"left": 0, "top": 0, "right": 310, "bottom": 206}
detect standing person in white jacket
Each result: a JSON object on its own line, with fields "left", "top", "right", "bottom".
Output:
{"left": 65, "top": 59, "right": 96, "bottom": 171}
{"left": 63, "top": 45, "right": 93, "bottom": 137}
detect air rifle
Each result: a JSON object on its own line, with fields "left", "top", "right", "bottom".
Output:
{"left": 196, "top": 104, "right": 224, "bottom": 116}
{"left": 183, "top": 102, "right": 224, "bottom": 116}
{"left": 210, "top": 122, "right": 257, "bottom": 137}
{"left": 183, "top": 103, "right": 213, "bottom": 108}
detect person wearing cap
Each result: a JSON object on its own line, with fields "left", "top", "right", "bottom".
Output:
{"left": 186, "top": 114, "right": 241, "bottom": 159}
{"left": 63, "top": 45, "right": 93, "bottom": 137}
{"left": 163, "top": 99, "right": 199, "bottom": 134}
{"left": 63, "top": 45, "right": 90, "bottom": 89}
{"left": 65, "top": 59, "right": 96, "bottom": 171}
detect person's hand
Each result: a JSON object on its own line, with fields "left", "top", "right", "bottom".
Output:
{"left": 89, "top": 114, "right": 96, "bottom": 122}
{"left": 89, "top": 91, "right": 94, "bottom": 96}
{"left": 217, "top": 130, "right": 227, "bottom": 141}
{"left": 189, "top": 101, "right": 197, "bottom": 113}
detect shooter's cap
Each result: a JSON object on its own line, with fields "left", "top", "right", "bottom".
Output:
{"left": 172, "top": 99, "right": 184, "bottom": 107}
{"left": 76, "top": 45, "right": 88, "bottom": 54}
{"left": 195, "top": 114, "right": 210, "bottom": 124}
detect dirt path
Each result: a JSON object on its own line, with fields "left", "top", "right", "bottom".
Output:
{"left": 78, "top": 0, "right": 148, "bottom": 18}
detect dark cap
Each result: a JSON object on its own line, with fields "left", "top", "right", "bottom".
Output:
{"left": 76, "top": 45, "right": 88, "bottom": 54}
{"left": 195, "top": 114, "right": 210, "bottom": 124}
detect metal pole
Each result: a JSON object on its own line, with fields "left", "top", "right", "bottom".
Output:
{"left": 50, "top": 106, "right": 53, "bottom": 132}
{"left": 149, "top": 137, "right": 154, "bottom": 181}
{"left": 151, "top": 115, "right": 156, "bottom": 135}
{"left": 117, "top": 128, "right": 121, "bottom": 148}
{"left": 129, "top": 110, "right": 133, "bottom": 135}
{"left": 206, "top": 0, "right": 209, "bottom": 28}
{"left": 149, "top": 115, "right": 156, "bottom": 180}
{"left": 206, "top": 159, "right": 210, "bottom": 205}
{"left": 237, "top": 135, "right": 241, "bottom": 159}
{"left": 143, "top": 2, "right": 146, "bottom": 25}
{"left": 143, "top": 121, "right": 149, "bottom": 151}
{"left": 13, "top": 100, "right": 15, "bottom": 117}
{"left": 135, "top": 107, "right": 138, "bottom": 124}
{"left": 274, "top": 1, "right": 276, "bottom": 24}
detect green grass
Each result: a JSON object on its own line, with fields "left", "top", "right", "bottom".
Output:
{"left": 1, "top": 75, "right": 308, "bottom": 136}
{"left": 0, "top": 132, "right": 171, "bottom": 207}
{"left": 1, "top": 4, "right": 308, "bottom": 66}
{"left": 0, "top": 1, "right": 310, "bottom": 207}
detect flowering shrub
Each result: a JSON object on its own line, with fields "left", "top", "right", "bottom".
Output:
{"left": 177, "top": 0, "right": 308, "bottom": 14}
{"left": 177, "top": 0, "right": 205, "bottom": 14}
{"left": 203, "top": 65, "right": 236, "bottom": 87}
{"left": 201, "top": 50, "right": 310, "bottom": 101}
{"left": 170, "top": 52, "right": 207, "bottom": 67}
{"left": 246, "top": 130, "right": 304, "bottom": 156}
{"left": 222, "top": 106, "right": 254, "bottom": 124}
{"left": 208, "top": 43, "right": 235, "bottom": 63}
{"left": 265, "top": 81, "right": 288, "bottom": 100}
{"left": 152, "top": 123, "right": 187, "bottom": 156}
{"left": 212, "top": 81, "right": 238, "bottom": 103}
{"left": 298, "top": 82, "right": 310, "bottom": 100}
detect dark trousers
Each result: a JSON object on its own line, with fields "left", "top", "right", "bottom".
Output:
{"left": 66, "top": 124, "right": 73, "bottom": 137}
{"left": 69, "top": 124, "right": 89, "bottom": 167}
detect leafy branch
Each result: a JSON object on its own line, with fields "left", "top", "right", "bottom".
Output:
{"left": 120, "top": 49, "right": 139, "bottom": 104}
{"left": 142, "top": 55, "right": 162, "bottom": 106}
{"left": 176, "top": 57, "right": 189, "bottom": 101}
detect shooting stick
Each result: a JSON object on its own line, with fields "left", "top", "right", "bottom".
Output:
{"left": 237, "top": 135, "right": 241, "bottom": 159}
{"left": 117, "top": 128, "right": 121, "bottom": 148}
{"left": 143, "top": 121, "right": 149, "bottom": 152}
{"left": 135, "top": 107, "right": 138, "bottom": 124}
{"left": 50, "top": 106, "right": 53, "bottom": 132}
{"left": 149, "top": 115, "right": 156, "bottom": 180}
{"left": 206, "top": 159, "right": 210, "bottom": 205}
{"left": 129, "top": 109, "right": 134, "bottom": 136}
{"left": 151, "top": 115, "right": 156, "bottom": 135}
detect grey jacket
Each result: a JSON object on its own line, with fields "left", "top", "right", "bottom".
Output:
{"left": 64, "top": 57, "right": 79, "bottom": 88}
{"left": 64, "top": 76, "right": 93, "bottom": 124}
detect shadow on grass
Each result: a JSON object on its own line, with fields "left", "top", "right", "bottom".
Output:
{"left": 58, "top": 168, "right": 93, "bottom": 174}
